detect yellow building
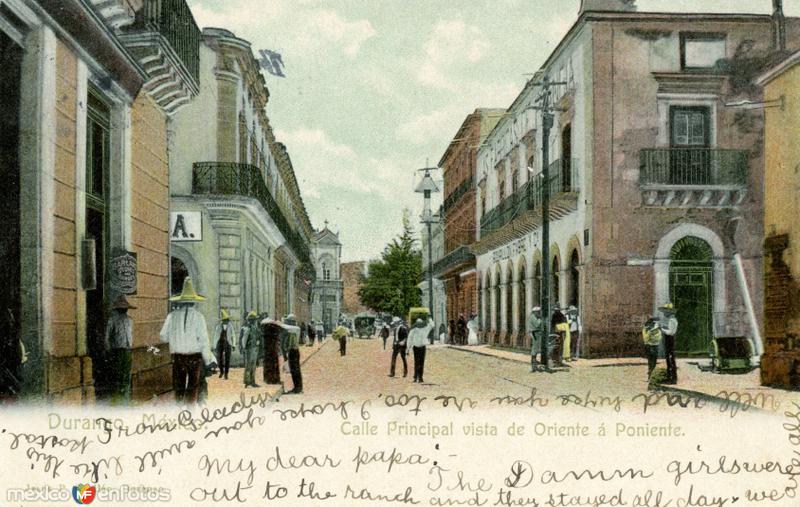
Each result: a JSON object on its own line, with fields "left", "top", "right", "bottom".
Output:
{"left": 0, "top": 0, "right": 199, "bottom": 402}
{"left": 757, "top": 49, "right": 800, "bottom": 389}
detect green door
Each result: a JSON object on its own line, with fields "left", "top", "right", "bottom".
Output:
{"left": 669, "top": 237, "right": 713, "bottom": 355}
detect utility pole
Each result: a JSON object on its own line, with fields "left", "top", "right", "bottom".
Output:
{"left": 415, "top": 168, "right": 440, "bottom": 323}
{"left": 530, "top": 76, "right": 567, "bottom": 370}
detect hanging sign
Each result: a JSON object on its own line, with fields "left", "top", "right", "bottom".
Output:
{"left": 109, "top": 250, "right": 138, "bottom": 295}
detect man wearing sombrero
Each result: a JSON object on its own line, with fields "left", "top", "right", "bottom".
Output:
{"left": 212, "top": 309, "right": 236, "bottom": 380}
{"left": 160, "top": 277, "right": 215, "bottom": 403}
{"left": 659, "top": 302, "right": 679, "bottom": 384}
{"left": 104, "top": 294, "right": 135, "bottom": 404}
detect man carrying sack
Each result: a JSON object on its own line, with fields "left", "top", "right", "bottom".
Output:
{"left": 239, "top": 311, "right": 261, "bottom": 388}
{"left": 160, "top": 278, "right": 215, "bottom": 404}
{"left": 642, "top": 315, "right": 663, "bottom": 381}
{"left": 659, "top": 303, "right": 679, "bottom": 384}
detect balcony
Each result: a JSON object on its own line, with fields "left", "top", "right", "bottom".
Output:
{"left": 639, "top": 148, "right": 748, "bottom": 208}
{"left": 443, "top": 176, "right": 474, "bottom": 212}
{"left": 192, "top": 162, "right": 311, "bottom": 263}
{"left": 431, "top": 245, "right": 475, "bottom": 278}
{"left": 120, "top": 0, "right": 201, "bottom": 114}
{"left": 479, "top": 158, "right": 580, "bottom": 242}
{"left": 87, "top": 0, "right": 137, "bottom": 30}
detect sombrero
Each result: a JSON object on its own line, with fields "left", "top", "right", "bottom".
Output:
{"left": 659, "top": 303, "right": 674, "bottom": 311}
{"left": 169, "top": 277, "right": 206, "bottom": 302}
{"left": 112, "top": 294, "right": 136, "bottom": 310}
{"left": 246, "top": 310, "right": 258, "bottom": 319}
{"left": 221, "top": 308, "right": 230, "bottom": 320}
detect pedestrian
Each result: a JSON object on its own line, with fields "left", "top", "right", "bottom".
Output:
{"left": 307, "top": 322, "right": 316, "bottom": 346}
{"left": 104, "top": 294, "right": 135, "bottom": 405}
{"left": 567, "top": 305, "right": 582, "bottom": 361}
{"left": 212, "top": 309, "right": 235, "bottom": 380}
{"left": 659, "top": 303, "right": 678, "bottom": 384}
{"left": 333, "top": 323, "right": 349, "bottom": 356}
{"left": 160, "top": 277, "right": 215, "bottom": 404}
{"left": 448, "top": 319, "right": 456, "bottom": 344}
{"left": 467, "top": 313, "right": 479, "bottom": 345}
{"left": 380, "top": 323, "right": 390, "bottom": 350}
{"left": 239, "top": 311, "right": 261, "bottom": 388}
{"left": 261, "top": 317, "right": 282, "bottom": 384}
{"left": 528, "top": 306, "right": 543, "bottom": 371}
{"left": 457, "top": 314, "right": 467, "bottom": 345}
{"left": 280, "top": 320, "right": 302, "bottom": 394}
{"left": 389, "top": 317, "right": 408, "bottom": 377}
{"left": 408, "top": 317, "right": 434, "bottom": 383}
{"left": 642, "top": 316, "right": 662, "bottom": 381}
{"left": 551, "top": 306, "right": 568, "bottom": 367}
{"left": 299, "top": 321, "right": 307, "bottom": 346}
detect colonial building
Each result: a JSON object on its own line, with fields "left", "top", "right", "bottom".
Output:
{"left": 0, "top": 0, "right": 199, "bottom": 401}
{"left": 756, "top": 42, "right": 800, "bottom": 389}
{"left": 311, "top": 222, "right": 343, "bottom": 332}
{"left": 169, "top": 27, "right": 314, "bottom": 353}
{"left": 341, "top": 261, "right": 369, "bottom": 316}
{"left": 474, "top": 1, "right": 799, "bottom": 357}
{"left": 433, "top": 109, "right": 503, "bottom": 334}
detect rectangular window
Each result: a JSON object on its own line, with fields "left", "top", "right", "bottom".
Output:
{"left": 681, "top": 33, "right": 726, "bottom": 70}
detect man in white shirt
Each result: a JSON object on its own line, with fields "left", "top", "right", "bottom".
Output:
{"left": 160, "top": 277, "right": 215, "bottom": 404}
{"left": 408, "top": 317, "right": 434, "bottom": 383}
{"left": 659, "top": 303, "right": 679, "bottom": 384}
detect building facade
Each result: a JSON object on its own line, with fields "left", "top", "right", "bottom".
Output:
{"left": 311, "top": 223, "right": 343, "bottom": 333}
{"left": 434, "top": 110, "right": 504, "bottom": 335}
{"left": 0, "top": 0, "right": 199, "bottom": 401}
{"left": 474, "top": 3, "right": 799, "bottom": 357}
{"left": 757, "top": 48, "right": 800, "bottom": 389}
{"left": 341, "top": 261, "right": 369, "bottom": 316}
{"left": 169, "top": 27, "right": 314, "bottom": 358}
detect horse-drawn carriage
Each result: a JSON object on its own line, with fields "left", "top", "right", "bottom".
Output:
{"left": 354, "top": 313, "right": 376, "bottom": 338}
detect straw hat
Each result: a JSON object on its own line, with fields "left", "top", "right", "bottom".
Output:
{"left": 112, "top": 294, "right": 136, "bottom": 310}
{"left": 659, "top": 302, "right": 674, "bottom": 311}
{"left": 246, "top": 310, "right": 258, "bottom": 319}
{"left": 169, "top": 277, "right": 206, "bottom": 302}
{"left": 220, "top": 308, "right": 230, "bottom": 320}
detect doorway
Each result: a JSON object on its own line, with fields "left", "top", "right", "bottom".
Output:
{"left": 669, "top": 236, "right": 713, "bottom": 355}
{"left": 0, "top": 29, "right": 23, "bottom": 397}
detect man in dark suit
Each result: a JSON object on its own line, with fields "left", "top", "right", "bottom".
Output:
{"left": 388, "top": 318, "right": 408, "bottom": 378}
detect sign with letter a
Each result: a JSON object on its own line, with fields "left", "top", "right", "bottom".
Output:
{"left": 170, "top": 211, "right": 202, "bottom": 242}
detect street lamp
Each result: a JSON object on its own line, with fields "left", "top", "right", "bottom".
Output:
{"left": 415, "top": 167, "right": 440, "bottom": 322}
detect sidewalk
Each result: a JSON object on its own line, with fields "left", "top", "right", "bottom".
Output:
{"left": 447, "top": 344, "right": 800, "bottom": 407}
{"left": 150, "top": 337, "right": 330, "bottom": 406}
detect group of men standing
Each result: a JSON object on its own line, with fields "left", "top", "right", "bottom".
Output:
{"left": 385, "top": 316, "right": 434, "bottom": 383}
{"left": 527, "top": 305, "right": 582, "bottom": 370}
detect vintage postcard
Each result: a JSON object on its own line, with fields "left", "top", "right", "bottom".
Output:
{"left": 0, "top": 0, "right": 799, "bottom": 506}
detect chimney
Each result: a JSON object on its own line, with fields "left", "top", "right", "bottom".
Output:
{"left": 773, "top": 0, "right": 786, "bottom": 52}
{"left": 579, "top": 0, "right": 636, "bottom": 15}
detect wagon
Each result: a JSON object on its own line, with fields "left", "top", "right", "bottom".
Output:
{"left": 709, "top": 336, "right": 755, "bottom": 373}
{"left": 354, "top": 314, "right": 376, "bottom": 338}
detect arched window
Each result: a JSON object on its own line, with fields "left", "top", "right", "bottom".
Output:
{"left": 171, "top": 257, "right": 189, "bottom": 297}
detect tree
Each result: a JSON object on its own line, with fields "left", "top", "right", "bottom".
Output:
{"left": 358, "top": 210, "right": 422, "bottom": 318}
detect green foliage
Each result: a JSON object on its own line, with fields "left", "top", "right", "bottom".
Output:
{"left": 358, "top": 210, "right": 423, "bottom": 317}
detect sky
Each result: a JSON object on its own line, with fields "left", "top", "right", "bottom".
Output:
{"left": 186, "top": 0, "right": 795, "bottom": 262}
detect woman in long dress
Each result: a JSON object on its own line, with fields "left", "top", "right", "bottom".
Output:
{"left": 467, "top": 314, "right": 479, "bottom": 345}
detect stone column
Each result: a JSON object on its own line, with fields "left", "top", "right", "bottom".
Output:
{"left": 511, "top": 278, "right": 520, "bottom": 339}
{"left": 500, "top": 283, "right": 508, "bottom": 343}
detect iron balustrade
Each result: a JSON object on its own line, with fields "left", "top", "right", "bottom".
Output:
{"left": 140, "top": 0, "right": 201, "bottom": 83}
{"left": 443, "top": 176, "right": 474, "bottom": 212}
{"left": 192, "top": 162, "right": 311, "bottom": 263}
{"left": 639, "top": 148, "right": 748, "bottom": 186}
{"left": 480, "top": 158, "right": 579, "bottom": 238}
{"left": 431, "top": 245, "right": 475, "bottom": 277}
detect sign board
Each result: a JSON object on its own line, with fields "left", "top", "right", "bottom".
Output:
{"left": 109, "top": 250, "right": 137, "bottom": 295}
{"left": 170, "top": 211, "right": 202, "bottom": 242}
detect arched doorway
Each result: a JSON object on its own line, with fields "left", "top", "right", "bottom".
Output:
{"left": 517, "top": 262, "right": 527, "bottom": 349}
{"left": 533, "top": 259, "right": 541, "bottom": 308}
{"left": 669, "top": 236, "right": 713, "bottom": 355}
{"left": 568, "top": 249, "right": 580, "bottom": 308}
{"left": 494, "top": 267, "right": 501, "bottom": 338}
{"left": 551, "top": 256, "right": 560, "bottom": 308}
{"left": 505, "top": 264, "right": 513, "bottom": 345}
{"left": 171, "top": 256, "right": 189, "bottom": 297}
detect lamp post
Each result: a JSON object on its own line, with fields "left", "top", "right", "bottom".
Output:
{"left": 415, "top": 167, "right": 440, "bottom": 321}
{"left": 530, "top": 76, "right": 567, "bottom": 370}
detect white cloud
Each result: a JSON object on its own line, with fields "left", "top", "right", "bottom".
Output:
{"left": 411, "top": 19, "right": 492, "bottom": 90}
{"left": 396, "top": 106, "right": 466, "bottom": 146}
{"left": 308, "top": 9, "right": 376, "bottom": 57}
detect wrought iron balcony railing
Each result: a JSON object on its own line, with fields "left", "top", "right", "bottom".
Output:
{"left": 139, "top": 0, "right": 201, "bottom": 84}
{"left": 480, "top": 158, "right": 579, "bottom": 238}
{"left": 639, "top": 148, "right": 748, "bottom": 187}
{"left": 443, "top": 176, "right": 474, "bottom": 212}
{"left": 430, "top": 245, "right": 475, "bottom": 277}
{"left": 192, "top": 162, "right": 311, "bottom": 263}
